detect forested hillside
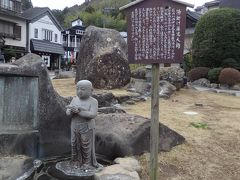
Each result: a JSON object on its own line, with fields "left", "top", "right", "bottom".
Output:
{"left": 52, "top": 0, "right": 132, "bottom": 31}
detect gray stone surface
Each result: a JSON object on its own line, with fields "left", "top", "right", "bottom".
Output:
{"left": 159, "top": 80, "right": 177, "bottom": 99}
{"left": 94, "top": 113, "right": 185, "bottom": 160}
{"left": 0, "top": 76, "right": 38, "bottom": 131}
{"left": 0, "top": 155, "right": 33, "bottom": 180}
{"left": 210, "top": 83, "right": 219, "bottom": 89}
{"left": 75, "top": 26, "right": 130, "bottom": 89}
{"left": 128, "top": 78, "right": 150, "bottom": 94}
{"left": 231, "top": 84, "right": 240, "bottom": 91}
{"left": 0, "top": 131, "right": 39, "bottom": 157}
{"left": 114, "top": 157, "right": 141, "bottom": 173}
{"left": 0, "top": 53, "right": 71, "bottom": 158}
{"left": 131, "top": 66, "right": 146, "bottom": 79}
{"left": 94, "top": 164, "right": 140, "bottom": 180}
{"left": 98, "top": 107, "right": 126, "bottom": 114}
{"left": 159, "top": 67, "right": 185, "bottom": 89}
{"left": 93, "top": 93, "right": 118, "bottom": 107}
{"left": 191, "top": 78, "right": 211, "bottom": 88}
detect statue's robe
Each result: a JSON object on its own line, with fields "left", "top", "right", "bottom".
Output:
{"left": 68, "top": 96, "right": 98, "bottom": 167}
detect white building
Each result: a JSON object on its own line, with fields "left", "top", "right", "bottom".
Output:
{"left": 0, "top": 0, "right": 27, "bottom": 62}
{"left": 22, "top": 7, "right": 64, "bottom": 70}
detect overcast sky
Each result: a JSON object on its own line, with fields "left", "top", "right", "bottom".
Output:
{"left": 31, "top": 0, "right": 210, "bottom": 10}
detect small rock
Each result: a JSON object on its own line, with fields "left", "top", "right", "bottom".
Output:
{"left": 159, "top": 80, "right": 177, "bottom": 99}
{"left": 114, "top": 157, "right": 142, "bottom": 173}
{"left": 195, "top": 103, "right": 203, "bottom": 107}
{"left": 0, "top": 156, "right": 33, "bottom": 180}
{"left": 94, "top": 164, "right": 140, "bottom": 180}
{"left": 191, "top": 78, "right": 211, "bottom": 88}
{"left": 210, "top": 83, "right": 219, "bottom": 89}
{"left": 128, "top": 78, "right": 149, "bottom": 94}
{"left": 117, "top": 95, "right": 131, "bottom": 103}
{"left": 219, "top": 84, "right": 230, "bottom": 90}
{"left": 126, "top": 100, "right": 136, "bottom": 105}
{"left": 93, "top": 93, "right": 118, "bottom": 107}
{"left": 127, "top": 88, "right": 136, "bottom": 93}
{"left": 159, "top": 67, "right": 185, "bottom": 88}
{"left": 231, "top": 84, "right": 240, "bottom": 91}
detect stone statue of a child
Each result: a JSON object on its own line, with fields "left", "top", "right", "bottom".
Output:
{"left": 66, "top": 80, "right": 99, "bottom": 170}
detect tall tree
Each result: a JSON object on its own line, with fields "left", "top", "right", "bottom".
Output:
{"left": 22, "top": 0, "right": 33, "bottom": 11}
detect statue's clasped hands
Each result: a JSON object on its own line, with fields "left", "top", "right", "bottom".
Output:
{"left": 66, "top": 105, "right": 81, "bottom": 114}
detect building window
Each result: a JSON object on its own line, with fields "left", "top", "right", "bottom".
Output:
{"left": 55, "top": 34, "right": 58, "bottom": 42}
{"left": 42, "top": 29, "right": 52, "bottom": 41}
{"left": 0, "top": 20, "right": 21, "bottom": 40}
{"left": 1, "top": 0, "right": 21, "bottom": 13}
{"left": 0, "top": 20, "right": 13, "bottom": 35}
{"left": 34, "top": 28, "right": 38, "bottom": 38}
{"left": 76, "top": 30, "right": 84, "bottom": 35}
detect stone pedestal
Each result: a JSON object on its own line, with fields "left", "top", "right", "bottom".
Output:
{"left": 48, "top": 164, "right": 95, "bottom": 180}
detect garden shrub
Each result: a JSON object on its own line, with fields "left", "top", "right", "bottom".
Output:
{"left": 218, "top": 68, "right": 240, "bottom": 86}
{"left": 207, "top": 67, "right": 223, "bottom": 83}
{"left": 192, "top": 8, "right": 240, "bottom": 68}
{"left": 188, "top": 67, "right": 210, "bottom": 82}
{"left": 221, "top": 58, "right": 240, "bottom": 69}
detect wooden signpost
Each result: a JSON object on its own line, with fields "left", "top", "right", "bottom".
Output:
{"left": 120, "top": 0, "right": 193, "bottom": 179}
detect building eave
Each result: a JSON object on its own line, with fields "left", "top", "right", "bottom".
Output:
{"left": 119, "top": 0, "right": 194, "bottom": 11}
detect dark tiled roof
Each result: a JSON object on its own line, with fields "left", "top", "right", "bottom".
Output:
{"left": 187, "top": 10, "right": 202, "bottom": 21}
{"left": 22, "top": 7, "right": 49, "bottom": 20}
{"left": 30, "top": 39, "right": 64, "bottom": 55}
{"left": 22, "top": 7, "right": 63, "bottom": 31}
{"left": 220, "top": 0, "right": 240, "bottom": 9}
{"left": 195, "top": 6, "right": 204, "bottom": 11}
{"left": 204, "top": 0, "right": 220, "bottom": 7}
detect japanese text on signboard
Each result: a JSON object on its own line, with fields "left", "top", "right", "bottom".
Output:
{"left": 130, "top": 6, "right": 182, "bottom": 62}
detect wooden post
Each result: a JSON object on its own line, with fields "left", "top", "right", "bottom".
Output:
{"left": 150, "top": 63, "right": 160, "bottom": 180}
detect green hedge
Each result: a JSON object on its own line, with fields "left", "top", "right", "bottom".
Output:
{"left": 207, "top": 68, "right": 223, "bottom": 83}
{"left": 192, "top": 8, "right": 240, "bottom": 68}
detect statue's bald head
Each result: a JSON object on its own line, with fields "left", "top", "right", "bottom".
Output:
{"left": 77, "top": 80, "right": 93, "bottom": 89}
{"left": 76, "top": 80, "right": 93, "bottom": 99}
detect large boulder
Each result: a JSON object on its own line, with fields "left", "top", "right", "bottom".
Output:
{"left": 0, "top": 54, "right": 71, "bottom": 158}
{"left": 95, "top": 113, "right": 185, "bottom": 161}
{"left": 75, "top": 26, "right": 131, "bottom": 89}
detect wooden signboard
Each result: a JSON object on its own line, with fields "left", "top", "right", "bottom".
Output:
{"left": 120, "top": 1, "right": 193, "bottom": 180}
{"left": 121, "top": 0, "right": 193, "bottom": 64}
